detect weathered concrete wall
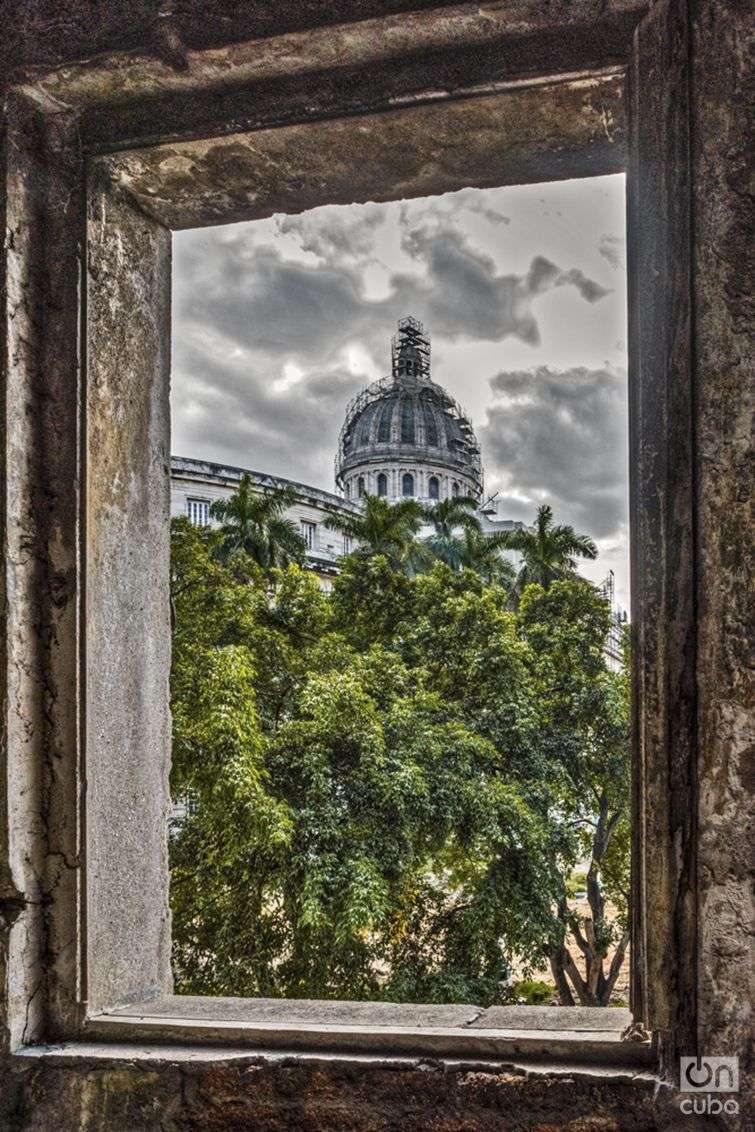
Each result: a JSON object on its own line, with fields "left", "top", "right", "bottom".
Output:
{"left": 84, "top": 170, "right": 173, "bottom": 1015}
{"left": 690, "top": 0, "right": 753, "bottom": 1077}
{"left": 0, "top": 91, "right": 84, "bottom": 1050}
{"left": 4, "top": 2, "right": 648, "bottom": 98}
{"left": 1, "top": 1052, "right": 682, "bottom": 1132}
{"left": 101, "top": 73, "right": 626, "bottom": 230}
{"left": 0, "top": 1, "right": 751, "bottom": 1129}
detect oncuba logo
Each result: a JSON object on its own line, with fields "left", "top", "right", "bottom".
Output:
{"left": 679, "top": 1057, "right": 739, "bottom": 1117}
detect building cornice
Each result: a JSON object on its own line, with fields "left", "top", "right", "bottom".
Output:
{"left": 170, "top": 455, "right": 359, "bottom": 515}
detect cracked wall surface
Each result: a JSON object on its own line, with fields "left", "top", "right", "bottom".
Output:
{"left": 1, "top": 1052, "right": 683, "bottom": 1132}
{"left": 0, "top": 1, "right": 752, "bottom": 1129}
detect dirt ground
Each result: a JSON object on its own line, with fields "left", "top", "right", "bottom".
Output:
{"left": 512, "top": 898, "right": 629, "bottom": 1005}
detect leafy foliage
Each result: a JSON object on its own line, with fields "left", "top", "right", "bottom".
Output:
{"left": 499, "top": 503, "right": 598, "bottom": 591}
{"left": 170, "top": 494, "right": 630, "bottom": 1006}
{"left": 325, "top": 493, "right": 425, "bottom": 571}
{"left": 209, "top": 474, "right": 307, "bottom": 569}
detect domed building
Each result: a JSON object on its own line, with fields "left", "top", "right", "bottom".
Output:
{"left": 170, "top": 315, "right": 517, "bottom": 587}
{"left": 336, "top": 316, "right": 483, "bottom": 504}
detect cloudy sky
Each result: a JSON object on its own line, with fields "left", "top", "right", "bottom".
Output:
{"left": 172, "top": 174, "right": 629, "bottom": 608}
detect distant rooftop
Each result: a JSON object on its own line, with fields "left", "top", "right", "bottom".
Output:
{"left": 170, "top": 455, "right": 359, "bottom": 513}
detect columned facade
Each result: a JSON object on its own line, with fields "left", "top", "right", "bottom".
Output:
{"left": 341, "top": 460, "right": 478, "bottom": 505}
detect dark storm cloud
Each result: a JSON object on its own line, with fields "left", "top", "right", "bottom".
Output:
{"left": 175, "top": 241, "right": 367, "bottom": 363}
{"left": 172, "top": 213, "right": 615, "bottom": 489}
{"left": 466, "top": 203, "right": 510, "bottom": 225}
{"left": 480, "top": 365, "right": 628, "bottom": 539}
{"left": 399, "top": 226, "right": 611, "bottom": 344}
{"left": 176, "top": 218, "right": 612, "bottom": 360}
{"left": 525, "top": 256, "right": 611, "bottom": 304}
{"left": 172, "top": 335, "right": 364, "bottom": 487}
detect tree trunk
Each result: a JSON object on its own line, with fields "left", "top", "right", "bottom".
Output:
{"left": 548, "top": 948, "right": 575, "bottom": 1006}
{"left": 551, "top": 797, "right": 628, "bottom": 1006}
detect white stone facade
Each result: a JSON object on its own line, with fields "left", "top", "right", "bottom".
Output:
{"left": 170, "top": 456, "right": 359, "bottom": 588}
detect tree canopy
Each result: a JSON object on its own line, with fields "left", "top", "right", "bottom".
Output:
{"left": 499, "top": 503, "right": 598, "bottom": 591}
{"left": 325, "top": 494, "right": 425, "bottom": 571}
{"left": 170, "top": 492, "right": 629, "bottom": 1007}
{"left": 209, "top": 474, "right": 307, "bottom": 569}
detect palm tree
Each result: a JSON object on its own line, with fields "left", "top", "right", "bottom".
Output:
{"left": 421, "top": 495, "right": 481, "bottom": 569}
{"left": 325, "top": 493, "right": 425, "bottom": 572}
{"left": 210, "top": 475, "right": 307, "bottom": 569}
{"left": 456, "top": 528, "right": 517, "bottom": 587}
{"left": 498, "top": 504, "right": 597, "bottom": 590}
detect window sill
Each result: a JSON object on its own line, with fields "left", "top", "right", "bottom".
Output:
{"left": 73, "top": 997, "right": 651, "bottom": 1067}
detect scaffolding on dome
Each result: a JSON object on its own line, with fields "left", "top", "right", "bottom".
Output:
{"left": 334, "top": 377, "right": 483, "bottom": 494}
{"left": 391, "top": 315, "right": 431, "bottom": 382}
{"left": 334, "top": 316, "right": 483, "bottom": 496}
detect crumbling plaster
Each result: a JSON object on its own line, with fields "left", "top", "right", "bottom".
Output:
{"left": 0, "top": 1, "right": 752, "bottom": 1130}
{"left": 101, "top": 72, "right": 626, "bottom": 230}
{"left": 3, "top": 1052, "right": 672, "bottom": 1132}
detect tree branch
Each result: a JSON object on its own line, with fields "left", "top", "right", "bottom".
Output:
{"left": 548, "top": 949, "right": 575, "bottom": 1006}
{"left": 562, "top": 947, "right": 590, "bottom": 1005}
{"left": 603, "top": 930, "right": 630, "bottom": 1001}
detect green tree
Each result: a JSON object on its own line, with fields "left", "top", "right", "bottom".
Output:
{"left": 169, "top": 522, "right": 565, "bottom": 1002}
{"left": 500, "top": 504, "right": 597, "bottom": 590}
{"left": 330, "top": 553, "right": 414, "bottom": 650}
{"left": 210, "top": 474, "right": 307, "bottom": 569}
{"left": 518, "top": 579, "right": 630, "bottom": 1005}
{"left": 168, "top": 512, "right": 629, "bottom": 1007}
{"left": 169, "top": 519, "right": 294, "bottom": 993}
{"left": 421, "top": 495, "right": 481, "bottom": 569}
{"left": 456, "top": 528, "right": 517, "bottom": 588}
{"left": 325, "top": 493, "right": 425, "bottom": 572}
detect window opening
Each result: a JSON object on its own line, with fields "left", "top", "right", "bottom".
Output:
{"left": 301, "top": 520, "right": 317, "bottom": 550}
{"left": 425, "top": 404, "right": 439, "bottom": 447}
{"left": 186, "top": 498, "right": 210, "bottom": 526}
{"left": 169, "top": 175, "right": 630, "bottom": 1013}
{"left": 401, "top": 397, "right": 415, "bottom": 443}
{"left": 377, "top": 398, "right": 395, "bottom": 443}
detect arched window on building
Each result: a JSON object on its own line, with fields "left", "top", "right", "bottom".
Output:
{"left": 452, "top": 481, "right": 459, "bottom": 496}
{"left": 358, "top": 476, "right": 366, "bottom": 497}
{"left": 428, "top": 476, "right": 439, "bottom": 500}
{"left": 377, "top": 472, "right": 388, "bottom": 497}
{"left": 344, "top": 481, "right": 351, "bottom": 499}
{"left": 377, "top": 398, "right": 394, "bottom": 443}
{"left": 401, "top": 398, "right": 415, "bottom": 444}
{"left": 402, "top": 472, "right": 414, "bottom": 497}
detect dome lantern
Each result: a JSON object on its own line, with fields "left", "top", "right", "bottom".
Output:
{"left": 392, "top": 315, "right": 431, "bottom": 384}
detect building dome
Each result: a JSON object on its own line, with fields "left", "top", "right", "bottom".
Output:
{"left": 335, "top": 316, "right": 483, "bottom": 503}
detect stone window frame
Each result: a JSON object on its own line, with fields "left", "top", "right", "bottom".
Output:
{"left": 2, "top": 0, "right": 698, "bottom": 1073}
